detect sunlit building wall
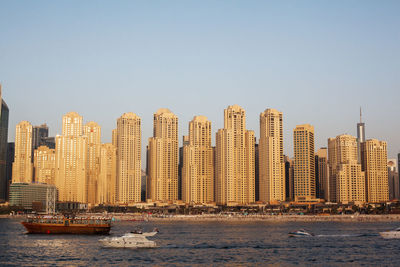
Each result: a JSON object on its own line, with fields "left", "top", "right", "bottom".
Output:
{"left": 147, "top": 109, "right": 178, "bottom": 202}
{"left": 116, "top": 113, "right": 142, "bottom": 204}
{"left": 12, "top": 121, "right": 33, "bottom": 183}
{"left": 34, "top": 146, "right": 56, "bottom": 185}
{"left": 55, "top": 112, "right": 87, "bottom": 203}
{"left": 182, "top": 116, "right": 214, "bottom": 204}
{"left": 215, "top": 105, "right": 255, "bottom": 205}
{"left": 328, "top": 135, "right": 365, "bottom": 204}
{"left": 259, "top": 108, "right": 285, "bottom": 203}
{"left": 84, "top": 122, "right": 101, "bottom": 205}
{"left": 293, "top": 124, "right": 315, "bottom": 201}
{"left": 362, "top": 139, "right": 389, "bottom": 202}
{"left": 98, "top": 143, "right": 117, "bottom": 205}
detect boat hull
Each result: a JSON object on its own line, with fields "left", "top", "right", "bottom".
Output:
{"left": 379, "top": 231, "right": 400, "bottom": 239}
{"left": 99, "top": 238, "right": 157, "bottom": 248}
{"left": 21, "top": 222, "right": 111, "bottom": 235}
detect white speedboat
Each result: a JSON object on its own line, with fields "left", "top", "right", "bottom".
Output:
{"left": 288, "top": 229, "right": 314, "bottom": 237}
{"left": 379, "top": 227, "right": 400, "bottom": 239}
{"left": 100, "top": 229, "right": 159, "bottom": 248}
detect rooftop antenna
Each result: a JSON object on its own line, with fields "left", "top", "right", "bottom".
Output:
{"left": 360, "top": 107, "right": 362, "bottom": 123}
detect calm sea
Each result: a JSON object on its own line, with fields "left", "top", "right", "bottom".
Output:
{"left": 1, "top": 218, "right": 400, "bottom": 266}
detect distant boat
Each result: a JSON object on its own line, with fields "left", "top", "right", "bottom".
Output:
{"left": 379, "top": 227, "right": 400, "bottom": 239}
{"left": 288, "top": 229, "right": 314, "bottom": 237}
{"left": 21, "top": 216, "right": 111, "bottom": 235}
{"left": 100, "top": 229, "right": 159, "bottom": 248}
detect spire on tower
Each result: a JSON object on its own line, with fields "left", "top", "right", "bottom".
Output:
{"left": 360, "top": 107, "right": 362, "bottom": 123}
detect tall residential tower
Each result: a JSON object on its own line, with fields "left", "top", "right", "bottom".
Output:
{"left": 0, "top": 84, "right": 9, "bottom": 201}
{"left": 215, "top": 105, "right": 255, "bottom": 205}
{"left": 259, "top": 108, "right": 285, "bottom": 203}
{"left": 12, "top": 121, "right": 33, "bottom": 183}
{"left": 328, "top": 135, "right": 366, "bottom": 204}
{"left": 361, "top": 139, "right": 389, "bottom": 202}
{"left": 147, "top": 109, "right": 178, "bottom": 202}
{"left": 55, "top": 112, "right": 87, "bottom": 203}
{"left": 182, "top": 116, "right": 214, "bottom": 204}
{"left": 116, "top": 113, "right": 142, "bottom": 204}
{"left": 293, "top": 124, "right": 315, "bottom": 201}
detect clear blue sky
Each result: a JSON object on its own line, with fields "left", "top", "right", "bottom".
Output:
{"left": 1, "top": 1, "right": 399, "bottom": 162}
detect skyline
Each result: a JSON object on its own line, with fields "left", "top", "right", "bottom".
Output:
{"left": 1, "top": 1, "right": 399, "bottom": 159}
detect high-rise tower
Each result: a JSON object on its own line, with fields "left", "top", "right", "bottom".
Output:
{"left": 182, "top": 116, "right": 214, "bottom": 204}
{"left": 116, "top": 113, "right": 142, "bottom": 204}
{"left": 98, "top": 143, "right": 117, "bottom": 205}
{"left": 147, "top": 109, "right": 178, "bottom": 202}
{"left": 293, "top": 124, "right": 315, "bottom": 201}
{"left": 315, "top": 147, "right": 328, "bottom": 200}
{"left": 32, "top": 124, "right": 49, "bottom": 151}
{"left": 0, "top": 84, "right": 9, "bottom": 201}
{"left": 55, "top": 112, "right": 87, "bottom": 203}
{"left": 328, "top": 135, "right": 366, "bottom": 203}
{"left": 259, "top": 108, "right": 285, "bottom": 203}
{"left": 361, "top": 139, "right": 389, "bottom": 202}
{"left": 12, "top": 121, "right": 33, "bottom": 183}
{"left": 357, "top": 108, "right": 365, "bottom": 163}
{"left": 84, "top": 122, "right": 101, "bottom": 205}
{"left": 215, "top": 105, "right": 255, "bottom": 205}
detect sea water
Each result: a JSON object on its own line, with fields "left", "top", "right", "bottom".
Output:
{"left": 1, "top": 218, "right": 399, "bottom": 266}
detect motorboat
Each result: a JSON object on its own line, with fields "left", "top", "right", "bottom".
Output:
{"left": 288, "top": 229, "right": 314, "bottom": 237}
{"left": 100, "top": 229, "right": 159, "bottom": 248}
{"left": 379, "top": 227, "right": 400, "bottom": 239}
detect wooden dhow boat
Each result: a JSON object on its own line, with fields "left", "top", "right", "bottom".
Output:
{"left": 21, "top": 216, "right": 112, "bottom": 234}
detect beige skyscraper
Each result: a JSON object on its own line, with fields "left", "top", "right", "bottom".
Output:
{"left": 112, "top": 128, "right": 118, "bottom": 147}
{"left": 215, "top": 105, "right": 255, "bottom": 205}
{"left": 98, "top": 143, "right": 117, "bottom": 205}
{"left": 293, "top": 124, "right": 315, "bottom": 201}
{"left": 12, "top": 121, "right": 33, "bottom": 183}
{"left": 147, "top": 108, "right": 178, "bottom": 202}
{"left": 182, "top": 116, "right": 214, "bottom": 204}
{"left": 259, "top": 109, "right": 285, "bottom": 203}
{"left": 328, "top": 135, "right": 365, "bottom": 204}
{"left": 34, "top": 146, "right": 56, "bottom": 185}
{"left": 361, "top": 139, "right": 389, "bottom": 202}
{"left": 116, "top": 113, "right": 142, "bottom": 204}
{"left": 84, "top": 122, "right": 101, "bottom": 205}
{"left": 315, "top": 148, "right": 328, "bottom": 200}
{"left": 55, "top": 112, "right": 88, "bottom": 203}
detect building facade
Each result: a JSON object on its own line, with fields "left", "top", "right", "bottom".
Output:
{"left": 9, "top": 183, "right": 57, "bottom": 213}
{"left": 182, "top": 116, "right": 214, "bottom": 204}
{"left": 116, "top": 113, "right": 142, "bottom": 204}
{"left": 12, "top": 121, "right": 33, "bottom": 183}
{"left": 315, "top": 147, "right": 328, "bottom": 200}
{"left": 84, "top": 122, "right": 101, "bottom": 205}
{"left": 259, "top": 108, "right": 285, "bottom": 203}
{"left": 34, "top": 146, "right": 56, "bottom": 185}
{"left": 361, "top": 139, "right": 389, "bottom": 202}
{"left": 328, "top": 135, "right": 366, "bottom": 204}
{"left": 55, "top": 112, "right": 87, "bottom": 203}
{"left": 284, "top": 156, "right": 294, "bottom": 201}
{"left": 98, "top": 143, "right": 117, "bottom": 205}
{"left": 32, "top": 124, "right": 49, "bottom": 152}
{"left": 147, "top": 109, "right": 178, "bottom": 202}
{"left": 388, "top": 159, "right": 399, "bottom": 200}
{"left": 215, "top": 105, "right": 255, "bottom": 205}
{"left": 293, "top": 124, "right": 315, "bottom": 201}
{"left": 0, "top": 84, "right": 9, "bottom": 201}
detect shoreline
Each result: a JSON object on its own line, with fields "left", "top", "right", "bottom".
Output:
{"left": 3, "top": 214, "right": 400, "bottom": 222}
{"left": 146, "top": 214, "right": 400, "bottom": 222}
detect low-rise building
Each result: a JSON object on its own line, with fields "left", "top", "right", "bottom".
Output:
{"left": 9, "top": 183, "right": 57, "bottom": 213}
